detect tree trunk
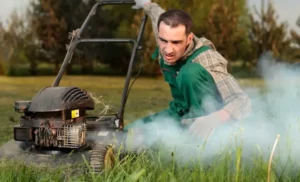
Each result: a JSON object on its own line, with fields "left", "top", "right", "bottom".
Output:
{"left": 29, "top": 60, "right": 37, "bottom": 76}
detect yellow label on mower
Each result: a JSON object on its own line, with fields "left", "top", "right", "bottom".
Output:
{"left": 71, "top": 109, "right": 80, "bottom": 118}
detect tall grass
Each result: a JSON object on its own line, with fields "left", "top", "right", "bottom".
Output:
{"left": 0, "top": 142, "right": 298, "bottom": 182}
{"left": 0, "top": 76, "right": 299, "bottom": 181}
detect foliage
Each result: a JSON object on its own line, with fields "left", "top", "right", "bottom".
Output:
{"left": 25, "top": 0, "right": 252, "bottom": 76}
{"left": 289, "top": 17, "right": 300, "bottom": 62}
{"left": 30, "top": 0, "right": 141, "bottom": 74}
{"left": 0, "top": 23, "right": 7, "bottom": 75}
{"left": 197, "top": 0, "right": 252, "bottom": 70}
{"left": 0, "top": 10, "right": 40, "bottom": 75}
{"left": 0, "top": 0, "right": 299, "bottom": 76}
{"left": 128, "top": 0, "right": 251, "bottom": 74}
{"left": 248, "top": 1, "right": 291, "bottom": 68}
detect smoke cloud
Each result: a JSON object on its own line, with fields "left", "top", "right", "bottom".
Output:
{"left": 125, "top": 52, "right": 300, "bottom": 170}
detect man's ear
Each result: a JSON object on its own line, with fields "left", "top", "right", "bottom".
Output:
{"left": 187, "top": 33, "right": 194, "bottom": 44}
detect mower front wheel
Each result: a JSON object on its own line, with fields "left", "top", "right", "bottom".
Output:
{"left": 89, "top": 144, "right": 115, "bottom": 173}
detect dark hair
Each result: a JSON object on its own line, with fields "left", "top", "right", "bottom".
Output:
{"left": 157, "top": 9, "right": 193, "bottom": 35}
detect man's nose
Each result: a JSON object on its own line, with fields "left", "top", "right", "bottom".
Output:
{"left": 165, "top": 43, "right": 173, "bottom": 54}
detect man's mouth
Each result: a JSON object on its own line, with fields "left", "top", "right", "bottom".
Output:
{"left": 164, "top": 54, "right": 175, "bottom": 61}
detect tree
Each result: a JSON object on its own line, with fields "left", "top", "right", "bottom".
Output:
{"left": 30, "top": 0, "right": 68, "bottom": 73}
{"left": 128, "top": 0, "right": 250, "bottom": 75}
{"left": 248, "top": 0, "right": 291, "bottom": 68}
{"left": 0, "top": 22, "right": 7, "bottom": 74}
{"left": 30, "top": 0, "right": 140, "bottom": 74}
{"left": 198, "top": 0, "right": 252, "bottom": 69}
{"left": 27, "top": 0, "right": 253, "bottom": 76}
{"left": 289, "top": 17, "right": 300, "bottom": 61}
{"left": 0, "top": 10, "right": 40, "bottom": 75}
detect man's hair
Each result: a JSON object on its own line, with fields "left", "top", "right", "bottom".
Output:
{"left": 157, "top": 9, "right": 193, "bottom": 35}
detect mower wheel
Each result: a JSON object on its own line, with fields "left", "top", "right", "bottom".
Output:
{"left": 89, "top": 144, "right": 115, "bottom": 173}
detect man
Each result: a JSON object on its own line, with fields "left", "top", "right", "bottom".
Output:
{"left": 125, "top": 0, "right": 251, "bottom": 138}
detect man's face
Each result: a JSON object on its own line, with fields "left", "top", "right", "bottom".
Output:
{"left": 158, "top": 21, "right": 193, "bottom": 64}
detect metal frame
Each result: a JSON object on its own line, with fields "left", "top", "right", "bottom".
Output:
{"left": 51, "top": 0, "right": 148, "bottom": 130}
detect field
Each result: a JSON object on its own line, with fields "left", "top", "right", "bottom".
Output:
{"left": 0, "top": 76, "right": 298, "bottom": 182}
{"left": 0, "top": 75, "right": 176, "bottom": 144}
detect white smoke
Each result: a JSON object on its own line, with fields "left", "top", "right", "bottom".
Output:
{"left": 125, "top": 52, "right": 300, "bottom": 171}
{"left": 241, "top": 52, "right": 300, "bottom": 167}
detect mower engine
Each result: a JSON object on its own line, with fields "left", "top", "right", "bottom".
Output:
{"left": 13, "top": 86, "right": 95, "bottom": 149}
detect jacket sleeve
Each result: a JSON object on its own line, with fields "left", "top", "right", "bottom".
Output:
{"left": 143, "top": 3, "right": 165, "bottom": 43}
{"left": 213, "top": 70, "right": 252, "bottom": 121}
{"left": 192, "top": 48, "right": 252, "bottom": 120}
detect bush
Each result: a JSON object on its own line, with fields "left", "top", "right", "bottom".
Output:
{"left": 7, "top": 64, "right": 31, "bottom": 76}
{"left": 0, "top": 60, "right": 7, "bottom": 75}
{"left": 36, "top": 64, "right": 56, "bottom": 76}
{"left": 6, "top": 63, "right": 124, "bottom": 76}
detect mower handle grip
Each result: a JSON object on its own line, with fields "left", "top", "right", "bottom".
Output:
{"left": 78, "top": 0, "right": 136, "bottom": 37}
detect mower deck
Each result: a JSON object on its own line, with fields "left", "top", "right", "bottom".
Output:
{"left": 0, "top": 129, "right": 126, "bottom": 170}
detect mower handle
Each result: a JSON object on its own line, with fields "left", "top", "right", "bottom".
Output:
{"left": 52, "top": 0, "right": 138, "bottom": 87}
{"left": 52, "top": 0, "right": 148, "bottom": 131}
{"left": 78, "top": 0, "right": 137, "bottom": 37}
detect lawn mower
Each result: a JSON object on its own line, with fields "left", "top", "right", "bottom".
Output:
{"left": 0, "top": 0, "right": 148, "bottom": 173}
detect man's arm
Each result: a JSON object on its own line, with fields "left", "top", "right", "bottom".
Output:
{"left": 187, "top": 49, "right": 251, "bottom": 137}
{"left": 194, "top": 49, "right": 252, "bottom": 121}
{"left": 213, "top": 72, "right": 252, "bottom": 121}
{"left": 143, "top": 3, "right": 165, "bottom": 43}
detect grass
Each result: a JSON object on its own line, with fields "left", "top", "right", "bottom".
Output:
{"left": 0, "top": 75, "right": 264, "bottom": 145}
{"left": 0, "top": 75, "right": 298, "bottom": 181}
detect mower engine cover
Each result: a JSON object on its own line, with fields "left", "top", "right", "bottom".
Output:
{"left": 14, "top": 86, "right": 95, "bottom": 149}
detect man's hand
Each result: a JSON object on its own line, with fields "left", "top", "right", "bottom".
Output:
{"left": 181, "top": 110, "right": 231, "bottom": 138}
{"left": 132, "top": 0, "right": 151, "bottom": 9}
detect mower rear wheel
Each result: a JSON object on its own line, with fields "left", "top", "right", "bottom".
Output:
{"left": 89, "top": 144, "right": 115, "bottom": 173}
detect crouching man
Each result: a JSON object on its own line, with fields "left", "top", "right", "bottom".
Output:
{"left": 125, "top": 0, "right": 251, "bottom": 139}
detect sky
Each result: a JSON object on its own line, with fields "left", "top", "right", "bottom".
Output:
{"left": 0, "top": 0, "right": 299, "bottom": 32}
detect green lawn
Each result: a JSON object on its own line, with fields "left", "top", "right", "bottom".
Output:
{"left": 0, "top": 76, "right": 168, "bottom": 144}
{"left": 1, "top": 76, "right": 298, "bottom": 182}
{"left": 0, "top": 76, "right": 263, "bottom": 145}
